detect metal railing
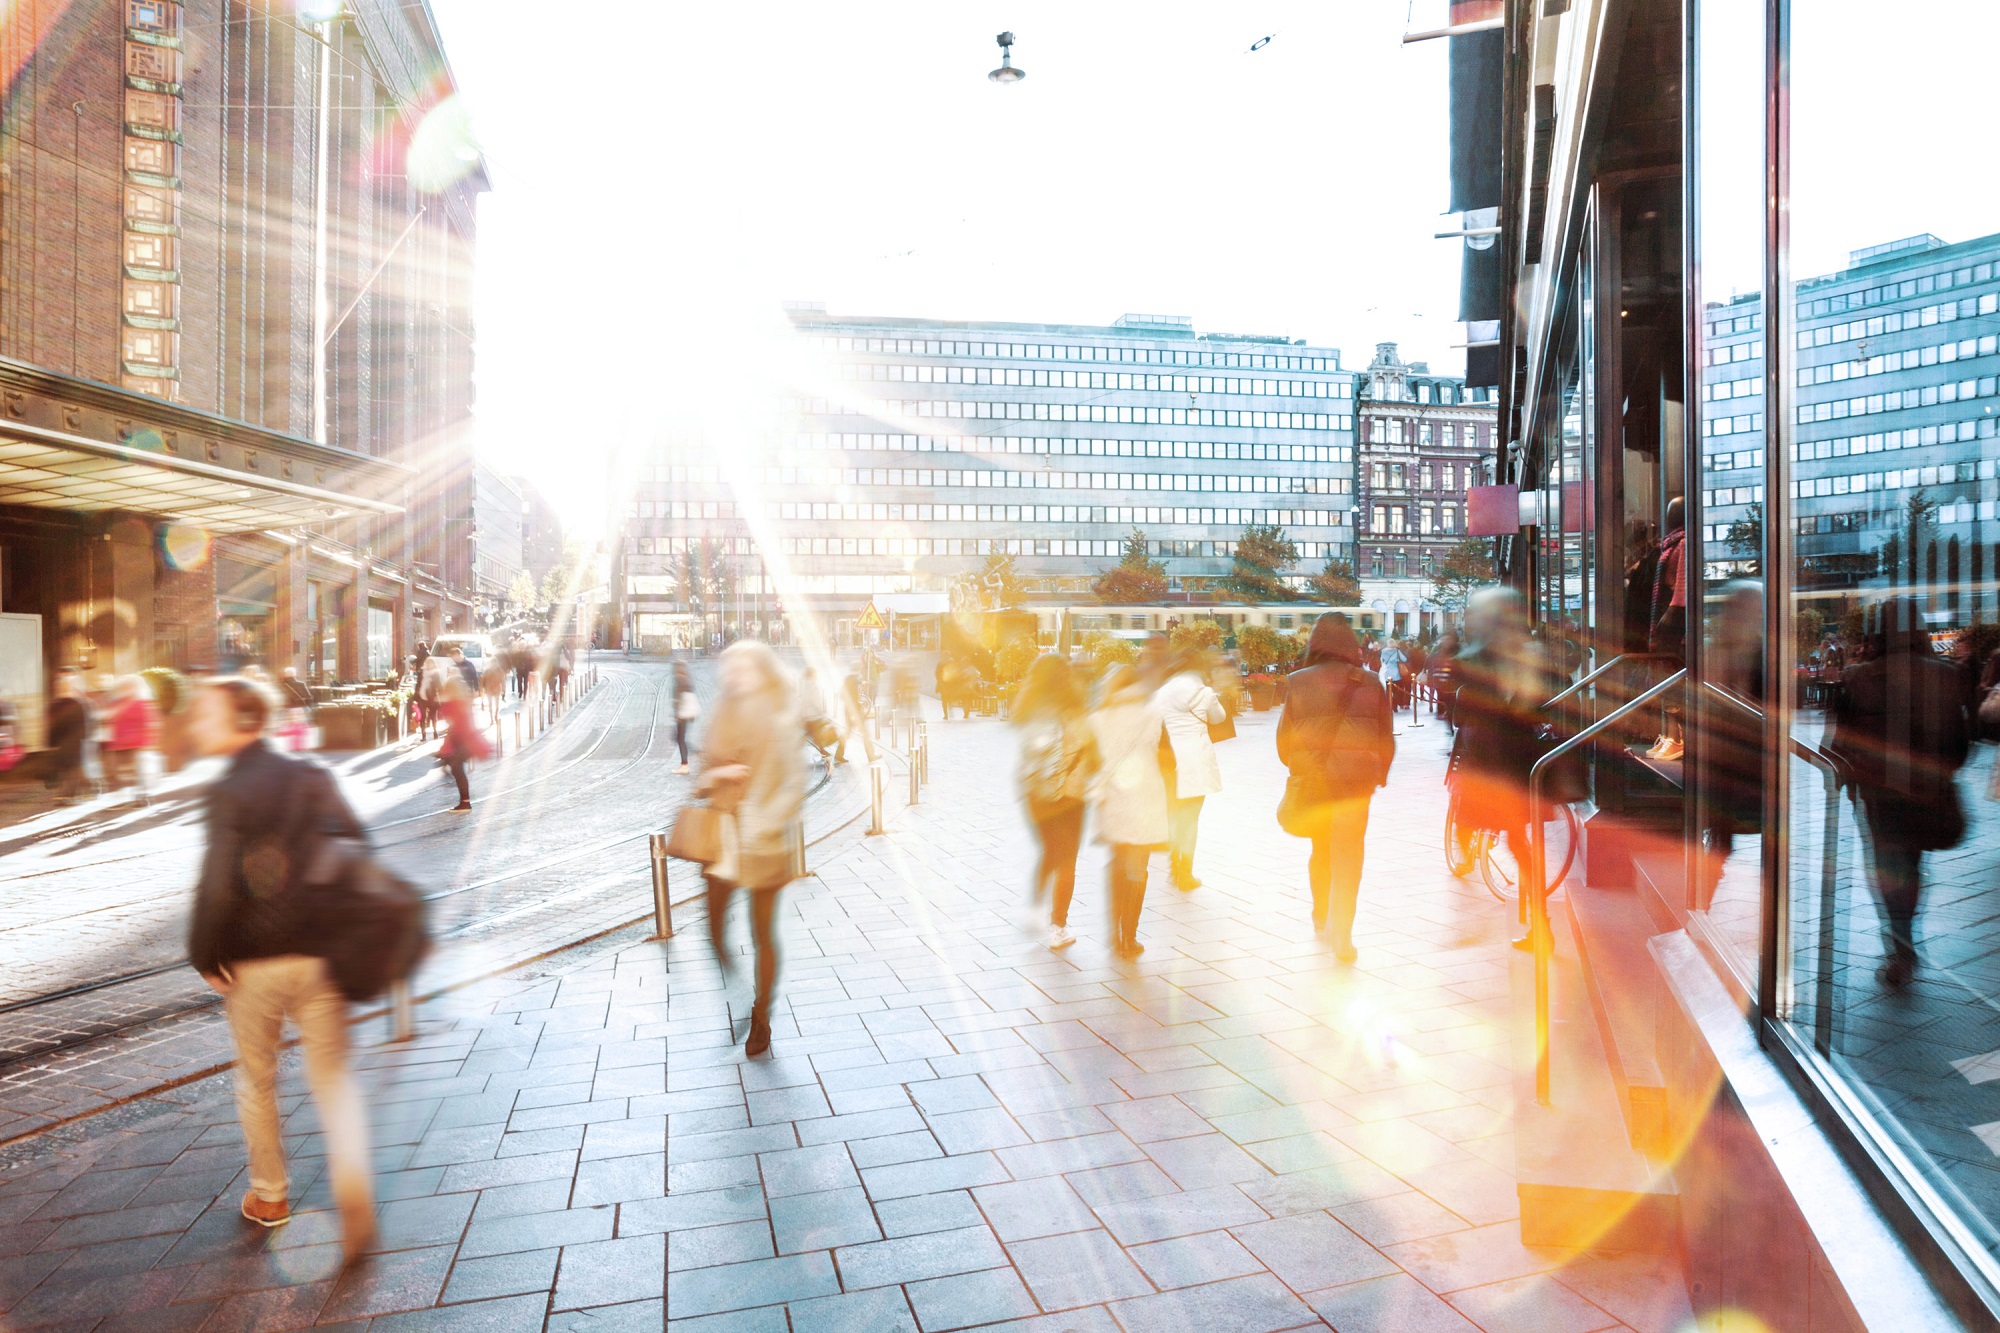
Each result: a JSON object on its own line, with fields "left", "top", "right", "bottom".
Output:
{"left": 1700, "top": 681, "right": 1847, "bottom": 1050}
{"left": 1526, "top": 668, "right": 1687, "bottom": 1105}
{"left": 1540, "top": 652, "right": 1685, "bottom": 713}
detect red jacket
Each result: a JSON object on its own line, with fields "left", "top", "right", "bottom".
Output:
{"left": 440, "top": 697, "right": 492, "bottom": 762}
{"left": 105, "top": 697, "right": 159, "bottom": 752}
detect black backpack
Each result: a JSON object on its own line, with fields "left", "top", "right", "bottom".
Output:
{"left": 294, "top": 771, "right": 430, "bottom": 1002}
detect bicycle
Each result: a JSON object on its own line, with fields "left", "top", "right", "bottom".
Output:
{"left": 1443, "top": 745, "right": 1580, "bottom": 902}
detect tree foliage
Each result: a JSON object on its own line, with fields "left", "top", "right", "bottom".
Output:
{"left": 1167, "top": 620, "right": 1224, "bottom": 655}
{"left": 1428, "top": 538, "right": 1495, "bottom": 616}
{"left": 1224, "top": 525, "right": 1299, "bottom": 602}
{"left": 1306, "top": 556, "right": 1361, "bottom": 606}
{"left": 505, "top": 570, "right": 538, "bottom": 614}
{"left": 1093, "top": 528, "right": 1169, "bottom": 603}
{"left": 1080, "top": 630, "right": 1140, "bottom": 673}
{"left": 994, "top": 636, "right": 1039, "bottom": 686}
{"left": 1724, "top": 501, "right": 1763, "bottom": 565}
{"left": 1236, "top": 624, "right": 1297, "bottom": 674}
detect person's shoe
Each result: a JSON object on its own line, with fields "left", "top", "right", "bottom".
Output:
{"left": 1511, "top": 934, "right": 1536, "bottom": 952}
{"left": 241, "top": 1193, "right": 290, "bottom": 1228}
{"left": 745, "top": 1014, "right": 772, "bottom": 1057}
{"left": 1310, "top": 914, "right": 1329, "bottom": 936}
{"left": 675, "top": 762, "right": 691, "bottom": 775}
{"left": 1113, "top": 938, "right": 1145, "bottom": 959}
{"left": 1047, "top": 924, "right": 1076, "bottom": 951}
{"left": 450, "top": 801, "right": 472, "bottom": 812}
{"left": 1655, "top": 738, "right": 1684, "bottom": 762}
{"left": 1643, "top": 735, "right": 1670, "bottom": 758}
{"left": 1879, "top": 956, "right": 1916, "bottom": 988}
{"left": 1332, "top": 939, "right": 1359, "bottom": 964}
{"left": 339, "top": 1199, "right": 376, "bottom": 1265}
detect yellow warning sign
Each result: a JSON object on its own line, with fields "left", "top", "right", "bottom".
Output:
{"left": 855, "top": 602, "right": 886, "bottom": 631}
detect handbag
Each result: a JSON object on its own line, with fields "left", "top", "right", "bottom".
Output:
{"left": 1276, "top": 768, "right": 1332, "bottom": 837}
{"left": 1207, "top": 711, "right": 1236, "bottom": 744}
{"left": 304, "top": 836, "right": 431, "bottom": 1003}
{"left": 666, "top": 801, "right": 723, "bottom": 863}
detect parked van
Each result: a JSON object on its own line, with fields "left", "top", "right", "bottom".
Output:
{"left": 429, "top": 633, "right": 494, "bottom": 664}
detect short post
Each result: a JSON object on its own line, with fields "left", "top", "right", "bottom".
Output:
{"left": 787, "top": 819, "right": 806, "bottom": 880}
{"left": 514, "top": 710, "right": 523, "bottom": 750}
{"left": 649, "top": 833, "right": 674, "bottom": 938}
{"left": 909, "top": 745, "right": 922, "bottom": 805}
{"left": 389, "top": 981, "right": 413, "bottom": 1042}
{"left": 917, "top": 722, "right": 929, "bottom": 784}
{"left": 868, "top": 759, "right": 886, "bottom": 835}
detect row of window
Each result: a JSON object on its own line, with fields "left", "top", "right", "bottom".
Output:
{"left": 646, "top": 438, "right": 1354, "bottom": 481}
{"left": 638, "top": 503, "right": 1349, "bottom": 531}
{"left": 1787, "top": 457, "right": 1992, "bottom": 500}
{"left": 1795, "top": 375, "right": 1998, "bottom": 422}
{"left": 1797, "top": 292, "right": 1999, "bottom": 347}
{"left": 626, "top": 535, "right": 1352, "bottom": 569}
{"left": 1783, "top": 500, "right": 1991, "bottom": 538}
{"left": 1703, "top": 310, "right": 1764, "bottom": 338}
{"left": 1792, "top": 420, "right": 1997, "bottom": 461}
{"left": 1367, "top": 461, "right": 1479, "bottom": 491}
{"left": 838, "top": 363, "right": 1357, "bottom": 400}
{"left": 794, "top": 395, "right": 1356, "bottom": 433}
{"left": 1704, "top": 448, "right": 1767, "bottom": 473}
{"left": 1365, "top": 504, "right": 1464, "bottom": 535}
{"left": 1362, "top": 418, "right": 1492, "bottom": 448}
{"left": 809, "top": 334, "right": 1337, "bottom": 373}
{"left": 1704, "top": 340, "right": 1761, "bottom": 366}
{"left": 1795, "top": 259, "right": 1997, "bottom": 320}
{"left": 1796, "top": 334, "right": 1995, "bottom": 385}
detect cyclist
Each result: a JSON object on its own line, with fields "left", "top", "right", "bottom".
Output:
{"left": 1449, "top": 587, "right": 1560, "bottom": 949}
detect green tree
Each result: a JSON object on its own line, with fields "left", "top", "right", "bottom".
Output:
{"left": 1306, "top": 556, "right": 1361, "bottom": 605}
{"left": 1237, "top": 624, "right": 1296, "bottom": 674}
{"left": 994, "top": 636, "right": 1039, "bottom": 687}
{"left": 1081, "top": 630, "right": 1140, "bottom": 673}
{"left": 1429, "top": 538, "right": 1495, "bottom": 619}
{"left": 1093, "top": 528, "right": 1169, "bottom": 603}
{"left": 1224, "top": 525, "right": 1299, "bottom": 602}
{"left": 505, "top": 569, "right": 538, "bottom": 615}
{"left": 1167, "top": 620, "right": 1224, "bottom": 654}
{"left": 1724, "top": 501, "right": 1763, "bottom": 565}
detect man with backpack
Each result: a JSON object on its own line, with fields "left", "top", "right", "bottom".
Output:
{"left": 1276, "top": 615, "right": 1396, "bottom": 962}
{"left": 187, "top": 678, "right": 379, "bottom": 1262}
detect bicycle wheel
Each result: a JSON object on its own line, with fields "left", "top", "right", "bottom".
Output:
{"left": 1478, "top": 807, "right": 1579, "bottom": 903}
{"left": 1443, "top": 796, "right": 1479, "bottom": 878}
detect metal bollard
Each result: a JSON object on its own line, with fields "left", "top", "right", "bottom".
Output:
{"left": 649, "top": 833, "right": 674, "bottom": 937}
{"left": 389, "top": 981, "right": 413, "bottom": 1042}
{"left": 868, "top": 759, "right": 886, "bottom": 835}
{"left": 515, "top": 711, "right": 523, "bottom": 750}
{"left": 909, "top": 745, "right": 922, "bottom": 805}
{"left": 917, "top": 722, "right": 929, "bottom": 784}
{"left": 787, "top": 819, "right": 806, "bottom": 880}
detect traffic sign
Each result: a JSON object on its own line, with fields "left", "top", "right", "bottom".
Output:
{"left": 856, "top": 602, "right": 886, "bottom": 631}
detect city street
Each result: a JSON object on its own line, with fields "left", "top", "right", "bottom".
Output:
{"left": 0, "top": 693, "right": 1693, "bottom": 1332}
{"left": 0, "top": 661, "right": 869, "bottom": 1141}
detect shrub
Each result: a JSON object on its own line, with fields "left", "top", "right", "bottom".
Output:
{"left": 1081, "top": 631, "right": 1139, "bottom": 672}
{"left": 1168, "top": 621, "right": 1224, "bottom": 655}
{"left": 994, "top": 636, "right": 1039, "bottom": 687}
{"left": 1236, "top": 625, "right": 1294, "bottom": 674}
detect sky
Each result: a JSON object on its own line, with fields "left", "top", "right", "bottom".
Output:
{"left": 422, "top": 1, "right": 1472, "bottom": 540}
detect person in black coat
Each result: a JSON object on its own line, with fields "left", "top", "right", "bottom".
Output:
{"left": 185, "top": 677, "right": 377, "bottom": 1258}
{"left": 45, "top": 668, "right": 94, "bottom": 803}
{"left": 1277, "top": 615, "right": 1396, "bottom": 961}
{"left": 1830, "top": 597, "right": 1971, "bottom": 988}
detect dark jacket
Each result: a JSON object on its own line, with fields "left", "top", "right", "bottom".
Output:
{"left": 1831, "top": 620, "right": 1970, "bottom": 850}
{"left": 1278, "top": 617, "right": 1395, "bottom": 799}
{"left": 47, "top": 696, "right": 90, "bottom": 769}
{"left": 1450, "top": 640, "right": 1556, "bottom": 832}
{"left": 188, "top": 740, "right": 365, "bottom": 976}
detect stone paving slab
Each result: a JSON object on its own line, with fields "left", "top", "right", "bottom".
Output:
{"left": 0, "top": 697, "right": 1694, "bottom": 1330}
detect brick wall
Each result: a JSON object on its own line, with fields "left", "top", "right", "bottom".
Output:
{"left": 153, "top": 544, "right": 217, "bottom": 672}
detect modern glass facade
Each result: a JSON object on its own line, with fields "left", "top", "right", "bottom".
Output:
{"left": 620, "top": 312, "right": 1361, "bottom": 645}
{"left": 1484, "top": 0, "right": 2000, "bottom": 1322}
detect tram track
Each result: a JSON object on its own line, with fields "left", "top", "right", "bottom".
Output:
{"left": 0, "top": 691, "right": 875, "bottom": 1073}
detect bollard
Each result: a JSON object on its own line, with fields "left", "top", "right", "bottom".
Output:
{"left": 515, "top": 710, "right": 523, "bottom": 751}
{"left": 909, "top": 745, "right": 922, "bottom": 805}
{"left": 389, "top": 981, "right": 414, "bottom": 1042}
{"left": 868, "top": 759, "right": 886, "bottom": 835}
{"left": 787, "top": 819, "right": 806, "bottom": 880}
{"left": 917, "top": 722, "right": 930, "bottom": 784}
{"left": 649, "top": 833, "right": 674, "bottom": 938}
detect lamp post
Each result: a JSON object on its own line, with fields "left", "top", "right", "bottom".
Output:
{"left": 988, "top": 31, "right": 1025, "bottom": 83}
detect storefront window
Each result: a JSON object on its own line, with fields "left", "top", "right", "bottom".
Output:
{"left": 1780, "top": 0, "right": 2000, "bottom": 1270}
{"left": 1687, "top": 0, "right": 1767, "bottom": 990}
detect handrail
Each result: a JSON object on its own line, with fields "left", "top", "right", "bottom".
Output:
{"left": 1541, "top": 652, "right": 1685, "bottom": 713}
{"left": 1699, "top": 680, "right": 1846, "bottom": 1047}
{"left": 1526, "top": 668, "right": 1687, "bottom": 1106}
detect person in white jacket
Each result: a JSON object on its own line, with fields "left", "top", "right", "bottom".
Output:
{"left": 1089, "top": 665, "right": 1169, "bottom": 957}
{"left": 1155, "top": 652, "right": 1227, "bottom": 890}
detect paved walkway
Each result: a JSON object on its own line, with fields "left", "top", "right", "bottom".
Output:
{"left": 0, "top": 699, "right": 1693, "bottom": 1331}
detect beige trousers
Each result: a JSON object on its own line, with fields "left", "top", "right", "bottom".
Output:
{"left": 223, "top": 955, "right": 372, "bottom": 1213}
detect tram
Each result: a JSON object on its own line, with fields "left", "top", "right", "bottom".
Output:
{"left": 1029, "top": 602, "right": 1386, "bottom": 644}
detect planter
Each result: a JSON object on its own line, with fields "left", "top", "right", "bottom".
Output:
{"left": 315, "top": 704, "right": 387, "bottom": 751}
{"left": 1247, "top": 681, "right": 1277, "bottom": 712}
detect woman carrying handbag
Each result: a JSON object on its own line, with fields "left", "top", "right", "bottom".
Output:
{"left": 687, "top": 642, "right": 805, "bottom": 1056}
{"left": 1155, "top": 650, "right": 1227, "bottom": 890}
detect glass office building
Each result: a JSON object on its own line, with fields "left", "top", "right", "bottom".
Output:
{"left": 1474, "top": 0, "right": 2000, "bottom": 1324}
{"left": 620, "top": 311, "right": 1359, "bottom": 646}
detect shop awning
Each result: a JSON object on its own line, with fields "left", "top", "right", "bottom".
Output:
{"left": 0, "top": 358, "right": 407, "bottom": 533}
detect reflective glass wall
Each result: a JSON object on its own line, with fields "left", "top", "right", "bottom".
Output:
{"left": 1765, "top": 0, "right": 2000, "bottom": 1280}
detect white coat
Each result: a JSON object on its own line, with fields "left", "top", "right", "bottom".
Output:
{"left": 1155, "top": 671, "right": 1226, "bottom": 799}
{"left": 1088, "top": 685, "right": 1170, "bottom": 847}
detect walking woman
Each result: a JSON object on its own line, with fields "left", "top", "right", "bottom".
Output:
{"left": 1450, "top": 587, "right": 1557, "bottom": 948}
{"left": 672, "top": 660, "right": 698, "bottom": 774}
{"left": 1011, "top": 655, "right": 1099, "bottom": 950}
{"left": 1155, "top": 651, "right": 1226, "bottom": 890}
{"left": 1088, "top": 665, "right": 1168, "bottom": 958}
{"left": 46, "top": 668, "right": 96, "bottom": 804}
{"left": 1830, "top": 596, "right": 1972, "bottom": 988}
{"left": 102, "top": 675, "right": 160, "bottom": 803}
{"left": 1277, "top": 616, "right": 1395, "bottom": 961}
{"left": 437, "top": 674, "right": 490, "bottom": 812}
{"left": 697, "top": 641, "right": 806, "bottom": 1055}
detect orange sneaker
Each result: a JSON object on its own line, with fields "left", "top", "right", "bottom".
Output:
{"left": 240, "top": 1193, "right": 290, "bottom": 1227}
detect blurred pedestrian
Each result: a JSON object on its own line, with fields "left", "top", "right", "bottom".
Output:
{"left": 437, "top": 674, "right": 489, "bottom": 812}
{"left": 672, "top": 660, "right": 698, "bottom": 773}
{"left": 1432, "top": 630, "right": 1461, "bottom": 729}
{"left": 1379, "top": 637, "right": 1408, "bottom": 711}
{"left": 101, "top": 675, "right": 160, "bottom": 803}
{"left": 447, "top": 644, "right": 479, "bottom": 696}
{"left": 1155, "top": 651, "right": 1226, "bottom": 891}
{"left": 1012, "top": 655, "right": 1100, "bottom": 949}
{"left": 46, "top": 667, "right": 95, "bottom": 805}
{"left": 698, "top": 641, "right": 807, "bottom": 1056}
{"left": 556, "top": 640, "right": 575, "bottom": 696}
{"left": 1450, "top": 587, "right": 1557, "bottom": 949}
{"left": 1831, "top": 597, "right": 1972, "bottom": 987}
{"left": 1277, "top": 616, "right": 1395, "bottom": 961}
{"left": 1088, "top": 664, "right": 1168, "bottom": 958}
{"left": 185, "top": 677, "right": 375, "bottom": 1261}
{"left": 833, "top": 670, "right": 873, "bottom": 765}
{"left": 416, "top": 653, "right": 449, "bottom": 742}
